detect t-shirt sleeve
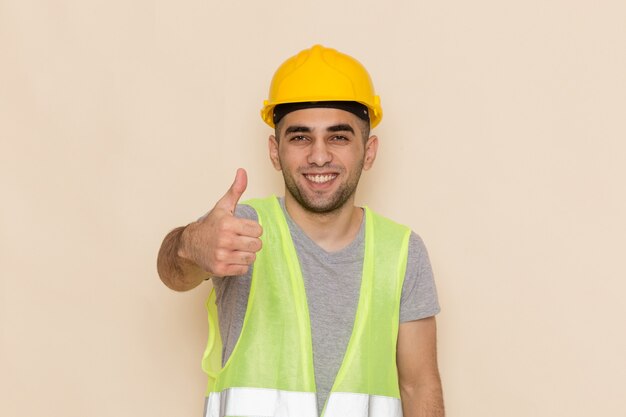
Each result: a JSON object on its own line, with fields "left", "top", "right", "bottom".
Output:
{"left": 399, "top": 232, "right": 441, "bottom": 322}
{"left": 198, "top": 203, "right": 258, "bottom": 222}
{"left": 234, "top": 203, "right": 259, "bottom": 222}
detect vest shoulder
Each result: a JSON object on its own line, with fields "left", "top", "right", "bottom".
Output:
{"left": 240, "top": 196, "right": 279, "bottom": 217}
{"left": 366, "top": 208, "right": 412, "bottom": 234}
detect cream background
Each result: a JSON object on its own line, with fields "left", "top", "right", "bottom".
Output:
{"left": 1, "top": 1, "right": 625, "bottom": 416}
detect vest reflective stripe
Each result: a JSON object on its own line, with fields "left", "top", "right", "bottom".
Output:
{"left": 203, "top": 389, "right": 402, "bottom": 417}
{"left": 202, "top": 196, "right": 411, "bottom": 416}
{"left": 204, "top": 387, "right": 318, "bottom": 417}
{"left": 324, "top": 393, "right": 402, "bottom": 417}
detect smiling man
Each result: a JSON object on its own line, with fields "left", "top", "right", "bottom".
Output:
{"left": 157, "top": 45, "right": 444, "bottom": 417}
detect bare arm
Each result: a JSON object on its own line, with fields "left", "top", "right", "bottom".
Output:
{"left": 156, "top": 169, "right": 263, "bottom": 291}
{"left": 156, "top": 225, "right": 210, "bottom": 291}
{"left": 397, "top": 316, "right": 445, "bottom": 417}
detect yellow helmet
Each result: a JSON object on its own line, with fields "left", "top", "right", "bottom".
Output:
{"left": 261, "top": 45, "right": 383, "bottom": 128}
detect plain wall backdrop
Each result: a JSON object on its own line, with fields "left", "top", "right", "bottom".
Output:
{"left": 1, "top": 0, "right": 625, "bottom": 416}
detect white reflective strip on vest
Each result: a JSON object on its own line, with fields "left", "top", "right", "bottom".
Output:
{"left": 204, "top": 388, "right": 401, "bottom": 417}
{"left": 324, "top": 392, "right": 403, "bottom": 417}
{"left": 204, "top": 387, "right": 318, "bottom": 417}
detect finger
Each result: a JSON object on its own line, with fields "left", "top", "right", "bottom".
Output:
{"left": 215, "top": 168, "right": 248, "bottom": 213}
{"left": 228, "top": 218, "right": 263, "bottom": 238}
{"left": 231, "top": 250, "right": 257, "bottom": 266}
{"left": 227, "top": 236, "right": 262, "bottom": 253}
{"left": 217, "top": 249, "right": 257, "bottom": 266}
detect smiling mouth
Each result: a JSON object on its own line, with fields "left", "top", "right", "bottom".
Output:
{"left": 304, "top": 174, "right": 338, "bottom": 184}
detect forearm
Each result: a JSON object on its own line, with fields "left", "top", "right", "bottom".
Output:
{"left": 157, "top": 225, "right": 210, "bottom": 291}
{"left": 400, "top": 379, "right": 445, "bottom": 417}
{"left": 396, "top": 317, "right": 444, "bottom": 417}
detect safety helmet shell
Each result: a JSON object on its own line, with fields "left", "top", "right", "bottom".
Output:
{"left": 261, "top": 45, "right": 383, "bottom": 128}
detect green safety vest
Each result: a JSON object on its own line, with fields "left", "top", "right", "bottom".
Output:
{"left": 202, "top": 196, "right": 410, "bottom": 417}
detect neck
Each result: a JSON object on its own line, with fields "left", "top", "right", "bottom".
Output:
{"left": 283, "top": 193, "right": 363, "bottom": 252}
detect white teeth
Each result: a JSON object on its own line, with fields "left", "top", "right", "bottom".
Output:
{"left": 306, "top": 174, "right": 336, "bottom": 184}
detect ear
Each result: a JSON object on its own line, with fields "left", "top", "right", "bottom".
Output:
{"left": 268, "top": 135, "right": 282, "bottom": 171}
{"left": 363, "top": 135, "right": 379, "bottom": 170}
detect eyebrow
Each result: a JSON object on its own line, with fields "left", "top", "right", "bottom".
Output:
{"left": 284, "top": 125, "right": 312, "bottom": 134}
{"left": 326, "top": 124, "right": 355, "bottom": 134}
{"left": 284, "top": 124, "right": 355, "bottom": 135}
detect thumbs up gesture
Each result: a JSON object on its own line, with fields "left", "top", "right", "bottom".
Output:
{"left": 179, "top": 168, "right": 263, "bottom": 277}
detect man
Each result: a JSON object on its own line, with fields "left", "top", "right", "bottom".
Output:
{"left": 157, "top": 44, "right": 444, "bottom": 417}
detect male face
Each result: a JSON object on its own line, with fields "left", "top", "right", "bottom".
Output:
{"left": 269, "top": 107, "right": 378, "bottom": 214}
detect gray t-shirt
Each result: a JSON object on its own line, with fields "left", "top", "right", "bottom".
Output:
{"left": 212, "top": 199, "right": 440, "bottom": 414}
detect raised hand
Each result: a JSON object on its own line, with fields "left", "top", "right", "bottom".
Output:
{"left": 178, "top": 168, "right": 263, "bottom": 277}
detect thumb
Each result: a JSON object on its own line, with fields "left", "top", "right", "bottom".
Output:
{"left": 215, "top": 168, "right": 248, "bottom": 213}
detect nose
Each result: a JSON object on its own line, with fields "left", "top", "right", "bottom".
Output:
{"left": 307, "top": 139, "right": 332, "bottom": 166}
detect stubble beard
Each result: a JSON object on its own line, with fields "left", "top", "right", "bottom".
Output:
{"left": 281, "top": 159, "right": 365, "bottom": 215}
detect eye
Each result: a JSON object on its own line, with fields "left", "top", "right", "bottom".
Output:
{"left": 331, "top": 135, "right": 349, "bottom": 142}
{"left": 289, "top": 135, "right": 309, "bottom": 142}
